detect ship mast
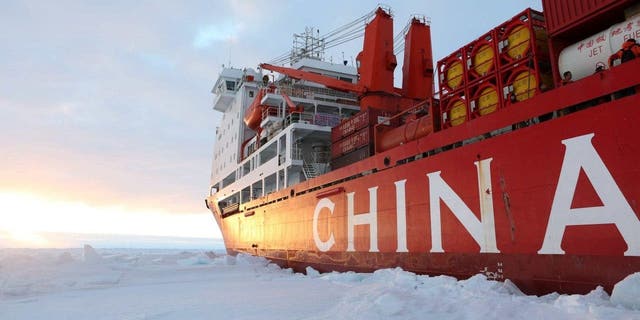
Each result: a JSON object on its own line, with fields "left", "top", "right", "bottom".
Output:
{"left": 290, "top": 27, "right": 325, "bottom": 65}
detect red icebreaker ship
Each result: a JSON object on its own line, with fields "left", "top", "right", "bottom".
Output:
{"left": 206, "top": 1, "right": 640, "bottom": 295}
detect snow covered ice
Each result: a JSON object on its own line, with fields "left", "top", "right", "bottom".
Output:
{"left": 1, "top": 246, "right": 639, "bottom": 319}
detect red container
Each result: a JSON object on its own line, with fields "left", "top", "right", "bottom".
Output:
{"left": 544, "top": 0, "right": 635, "bottom": 87}
{"left": 542, "top": 0, "right": 634, "bottom": 37}
{"left": 500, "top": 64, "right": 552, "bottom": 106}
{"left": 468, "top": 79, "right": 502, "bottom": 119}
{"left": 437, "top": 48, "right": 466, "bottom": 96}
{"left": 331, "top": 145, "right": 372, "bottom": 170}
{"left": 331, "top": 126, "right": 372, "bottom": 158}
{"left": 440, "top": 92, "right": 469, "bottom": 128}
{"left": 465, "top": 30, "right": 499, "bottom": 83}
{"left": 496, "top": 9, "right": 549, "bottom": 68}
{"left": 331, "top": 108, "right": 391, "bottom": 142}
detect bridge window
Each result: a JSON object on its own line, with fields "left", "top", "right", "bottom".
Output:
{"left": 260, "top": 141, "right": 277, "bottom": 165}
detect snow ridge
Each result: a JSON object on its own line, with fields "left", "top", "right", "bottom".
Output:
{"left": 0, "top": 248, "right": 638, "bottom": 319}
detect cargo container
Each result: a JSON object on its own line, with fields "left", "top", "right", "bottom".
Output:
{"left": 544, "top": 0, "right": 640, "bottom": 86}
{"left": 330, "top": 108, "right": 391, "bottom": 142}
{"left": 466, "top": 30, "right": 499, "bottom": 84}
{"left": 542, "top": 0, "right": 636, "bottom": 37}
{"left": 497, "top": 9, "right": 549, "bottom": 68}
{"left": 468, "top": 80, "right": 501, "bottom": 118}
{"left": 313, "top": 112, "right": 341, "bottom": 127}
{"left": 330, "top": 145, "right": 372, "bottom": 170}
{"left": 437, "top": 48, "right": 466, "bottom": 96}
{"left": 501, "top": 64, "right": 553, "bottom": 105}
{"left": 558, "top": 13, "right": 640, "bottom": 81}
{"left": 330, "top": 126, "right": 372, "bottom": 158}
{"left": 440, "top": 92, "right": 468, "bottom": 128}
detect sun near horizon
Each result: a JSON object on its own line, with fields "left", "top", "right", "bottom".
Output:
{"left": 0, "top": 190, "right": 221, "bottom": 248}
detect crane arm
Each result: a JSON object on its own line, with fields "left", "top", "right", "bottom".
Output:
{"left": 260, "top": 63, "right": 364, "bottom": 94}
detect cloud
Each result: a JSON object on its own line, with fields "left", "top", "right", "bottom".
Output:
{"left": 0, "top": 0, "right": 544, "bottom": 222}
{"left": 193, "top": 21, "right": 242, "bottom": 49}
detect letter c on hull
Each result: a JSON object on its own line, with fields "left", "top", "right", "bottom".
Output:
{"left": 313, "top": 198, "right": 336, "bottom": 252}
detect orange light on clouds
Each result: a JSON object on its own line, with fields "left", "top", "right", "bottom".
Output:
{"left": 0, "top": 191, "right": 221, "bottom": 246}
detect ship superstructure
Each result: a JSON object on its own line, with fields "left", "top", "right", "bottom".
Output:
{"left": 210, "top": 57, "right": 360, "bottom": 216}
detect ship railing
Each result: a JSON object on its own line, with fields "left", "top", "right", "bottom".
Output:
{"left": 274, "top": 83, "right": 357, "bottom": 102}
{"left": 283, "top": 111, "right": 342, "bottom": 127}
{"left": 301, "top": 152, "right": 331, "bottom": 179}
{"left": 262, "top": 106, "right": 280, "bottom": 119}
{"left": 314, "top": 113, "right": 341, "bottom": 127}
{"left": 292, "top": 145, "right": 303, "bottom": 160}
{"left": 221, "top": 202, "right": 240, "bottom": 216}
{"left": 293, "top": 148, "right": 331, "bottom": 164}
{"left": 284, "top": 111, "right": 315, "bottom": 127}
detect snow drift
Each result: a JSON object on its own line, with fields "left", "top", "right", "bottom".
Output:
{"left": 0, "top": 247, "right": 638, "bottom": 319}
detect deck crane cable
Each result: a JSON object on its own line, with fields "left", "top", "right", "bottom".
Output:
{"left": 392, "top": 19, "right": 412, "bottom": 55}
{"left": 393, "top": 15, "right": 429, "bottom": 55}
{"left": 325, "top": 29, "right": 366, "bottom": 50}
{"left": 267, "top": 19, "right": 368, "bottom": 65}
{"left": 266, "top": 8, "right": 377, "bottom": 66}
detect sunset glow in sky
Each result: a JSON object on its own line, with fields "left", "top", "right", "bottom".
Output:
{"left": 0, "top": 191, "right": 219, "bottom": 247}
{"left": 1, "top": 1, "right": 541, "bottom": 247}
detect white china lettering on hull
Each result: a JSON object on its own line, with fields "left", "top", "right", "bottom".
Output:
{"left": 395, "top": 179, "right": 408, "bottom": 252}
{"left": 427, "top": 158, "right": 500, "bottom": 253}
{"left": 538, "top": 133, "right": 640, "bottom": 256}
{"left": 312, "top": 180, "right": 409, "bottom": 253}
{"left": 347, "top": 187, "right": 379, "bottom": 252}
{"left": 313, "top": 198, "right": 336, "bottom": 252}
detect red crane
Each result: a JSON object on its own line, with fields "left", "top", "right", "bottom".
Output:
{"left": 260, "top": 8, "right": 437, "bottom": 153}
{"left": 260, "top": 8, "right": 434, "bottom": 114}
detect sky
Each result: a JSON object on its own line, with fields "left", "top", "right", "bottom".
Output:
{"left": 0, "top": 0, "right": 542, "bottom": 247}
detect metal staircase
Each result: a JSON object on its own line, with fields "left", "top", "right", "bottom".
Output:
{"left": 302, "top": 161, "right": 318, "bottom": 180}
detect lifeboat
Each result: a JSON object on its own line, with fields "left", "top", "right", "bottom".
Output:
{"left": 243, "top": 88, "right": 266, "bottom": 131}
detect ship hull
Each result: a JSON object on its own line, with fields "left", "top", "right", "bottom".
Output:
{"left": 209, "top": 85, "right": 640, "bottom": 295}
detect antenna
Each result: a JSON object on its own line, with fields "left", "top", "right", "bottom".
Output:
{"left": 290, "top": 27, "right": 326, "bottom": 65}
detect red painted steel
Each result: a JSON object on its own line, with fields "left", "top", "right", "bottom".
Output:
{"left": 376, "top": 114, "right": 433, "bottom": 152}
{"left": 330, "top": 146, "right": 372, "bottom": 170}
{"left": 260, "top": 63, "right": 363, "bottom": 94}
{"left": 356, "top": 8, "right": 396, "bottom": 96}
{"left": 545, "top": 1, "right": 636, "bottom": 88}
{"left": 209, "top": 60, "right": 640, "bottom": 295}
{"left": 401, "top": 17, "right": 434, "bottom": 101}
{"left": 440, "top": 91, "right": 469, "bottom": 128}
{"left": 542, "top": 0, "right": 634, "bottom": 36}
{"left": 209, "top": 1, "right": 640, "bottom": 297}
{"left": 261, "top": 7, "right": 429, "bottom": 116}
{"left": 331, "top": 108, "right": 390, "bottom": 142}
{"left": 437, "top": 8, "right": 552, "bottom": 130}
{"left": 437, "top": 49, "right": 466, "bottom": 95}
{"left": 331, "top": 126, "right": 372, "bottom": 158}
{"left": 466, "top": 30, "right": 499, "bottom": 83}
{"left": 214, "top": 96, "right": 640, "bottom": 295}
{"left": 496, "top": 9, "right": 549, "bottom": 68}
{"left": 468, "top": 80, "right": 502, "bottom": 118}
{"left": 500, "top": 64, "right": 553, "bottom": 106}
